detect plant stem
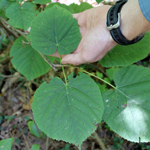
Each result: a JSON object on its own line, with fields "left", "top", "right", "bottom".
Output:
{"left": 93, "top": 132, "right": 107, "bottom": 150}
{"left": 46, "top": 136, "right": 49, "bottom": 150}
{"left": 79, "top": 68, "right": 116, "bottom": 89}
{"left": 39, "top": 53, "right": 58, "bottom": 72}
{"left": 59, "top": 55, "right": 67, "bottom": 84}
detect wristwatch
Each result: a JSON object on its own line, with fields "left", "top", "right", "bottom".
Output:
{"left": 106, "top": 0, "right": 144, "bottom": 45}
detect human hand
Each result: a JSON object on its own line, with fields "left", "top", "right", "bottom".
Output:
{"left": 52, "top": 5, "right": 117, "bottom": 65}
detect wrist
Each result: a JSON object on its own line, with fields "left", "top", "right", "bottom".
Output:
{"left": 120, "top": 0, "right": 150, "bottom": 41}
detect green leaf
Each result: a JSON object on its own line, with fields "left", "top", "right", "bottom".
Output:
{"left": 61, "top": 143, "right": 70, "bottom": 150}
{"left": 0, "top": 0, "right": 9, "bottom": 10}
{"left": 97, "top": 83, "right": 106, "bottom": 93}
{"left": 102, "top": 65, "right": 150, "bottom": 142}
{"left": 69, "top": 2, "right": 93, "bottom": 13}
{"left": 0, "top": 9, "right": 7, "bottom": 19}
{"left": 106, "top": 67, "right": 120, "bottom": 81}
{"left": 10, "top": 36, "right": 51, "bottom": 80}
{"left": 0, "top": 138, "right": 14, "bottom": 150}
{"left": 96, "top": 0, "right": 103, "bottom": 4}
{"left": 99, "top": 32, "right": 150, "bottom": 67}
{"left": 0, "top": 115, "right": 3, "bottom": 124}
{"left": 30, "top": 144, "right": 40, "bottom": 150}
{"left": 28, "top": 121, "right": 42, "bottom": 138}
{"left": 30, "top": 5, "right": 81, "bottom": 55}
{"left": 96, "top": 72, "right": 103, "bottom": 78}
{"left": 32, "top": 73, "right": 104, "bottom": 147}
{"left": 6, "top": 2, "right": 39, "bottom": 31}
{"left": 34, "top": 0, "right": 51, "bottom": 4}
{"left": 45, "top": 2, "right": 74, "bottom": 13}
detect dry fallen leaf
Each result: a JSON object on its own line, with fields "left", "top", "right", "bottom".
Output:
{"left": 23, "top": 96, "right": 33, "bottom": 110}
{"left": 1, "top": 72, "right": 20, "bottom": 94}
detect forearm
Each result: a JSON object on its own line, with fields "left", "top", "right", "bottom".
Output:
{"left": 120, "top": 0, "right": 150, "bottom": 40}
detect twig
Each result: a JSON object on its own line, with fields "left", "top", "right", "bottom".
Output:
{"left": 21, "top": 132, "right": 30, "bottom": 150}
{"left": 93, "top": 132, "right": 107, "bottom": 150}
{"left": 46, "top": 136, "right": 49, "bottom": 150}
{"left": 91, "top": 142, "right": 95, "bottom": 150}
{"left": 15, "top": 28, "right": 27, "bottom": 39}
{"left": 90, "top": 63, "right": 108, "bottom": 77}
{"left": 2, "top": 28, "right": 14, "bottom": 44}
{"left": 0, "top": 17, "right": 18, "bottom": 38}
{"left": 0, "top": 74, "right": 25, "bottom": 79}
{"left": 54, "top": 64, "right": 69, "bottom": 68}
{"left": 39, "top": 52, "right": 58, "bottom": 72}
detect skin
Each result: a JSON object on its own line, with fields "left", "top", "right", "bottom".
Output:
{"left": 52, "top": 0, "right": 150, "bottom": 65}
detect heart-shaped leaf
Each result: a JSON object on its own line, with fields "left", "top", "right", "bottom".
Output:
{"left": 102, "top": 65, "right": 150, "bottom": 142}
{"left": 10, "top": 36, "right": 54, "bottom": 80}
{"left": 99, "top": 32, "right": 150, "bottom": 67}
{"left": 96, "top": 0, "right": 103, "bottom": 4}
{"left": 6, "top": 2, "right": 39, "bottom": 31}
{"left": 45, "top": 2, "right": 74, "bottom": 13}
{"left": 30, "top": 5, "right": 81, "bottom": 55}
{"left": 0, "top": 138, "right": 14, "bottom": 150}
{"left": 34, "top": 0, "right": 51, "bottom": 4}
{"left": 69, "top": 2, "right": 93, "bottom": 13}
{"left": 32, "top": 73, "right": 104, "bottom": 147}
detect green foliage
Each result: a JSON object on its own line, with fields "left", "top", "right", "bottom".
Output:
{"left": 30, "top": 5, "right": 81, "bottom": 55}
{"left": 10, "top": 36, "right": 54, "bottom": 80}
{"left": 28, "top": 121, "right": 42, "bottom": 138}
{"left": 106, "top": 67, "right": 120, "bottom": 81}
{"left": 32, "top": 73, "right": 104, "bottom": 147}
{"left": 102, "top": 65, "right": 150, "bottom": 142}
{"left": 99, "top": 32, "right": 150, "bottom": 67}
{"left": 34, "top": 0, "right": 51, "bottom": 4}
{"left": 96, "top": 0, "right": 103, "bottom": 4}
{"left": 62, "top": 143, "right": 70, "bottom": 150}
{"left": 69, "top": 2, "right": 93, "bottom": 13}
{"left": 45, "top": 2, "right": 74, "bottom": 13}
{"left": 0, "top": 0, "right": 11, "bottom": 10}
{"left": 6, "top": 2, "right": 39, "bottom": 31}
{"left": 0, "top": 115, "right": 3, "bottom": 124}
{"left": 30, "top": 144, "right": 40, "bottom": 150}
{"left": 0, "top": 138, "right": 14, "bottom": 150}
{"left": 0, "top": 10, "right": 7, "bottom": 19}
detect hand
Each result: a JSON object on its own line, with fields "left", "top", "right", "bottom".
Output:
{"left": 52, "top": 5, "right": 117, "bottom": 65}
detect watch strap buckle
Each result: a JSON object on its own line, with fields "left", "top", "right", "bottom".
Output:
{"left": 106, "top": 13, "right": 121, "bottom": 31}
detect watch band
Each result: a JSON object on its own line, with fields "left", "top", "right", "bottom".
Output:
{"left": 106, "top": 0, "right": 144, "bottom": 45}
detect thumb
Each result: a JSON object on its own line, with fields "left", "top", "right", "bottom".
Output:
{"left": 61, "top": 53, "right": 84, "bottom": 66}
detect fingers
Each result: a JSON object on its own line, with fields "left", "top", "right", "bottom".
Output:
{"left": 72, "top": 13, "right": 80, "bottom": 20}
{"left": 61, "top": 53, "right": 85, "bottom": 66}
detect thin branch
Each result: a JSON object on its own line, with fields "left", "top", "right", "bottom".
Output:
{"left": 39, "top": 52, "right": 58, "bottom": 72}
{"left": 15, "top": 28, "right": 27, "bottom": 39}
{"left": 90, "top": 63, "right": 108, "bottom": 77}
{"left": 93, "top": 132, "right": 107, "bottom": 150}
{"left": 0, "top": 17, "right": 18, "bottom": 38}
{"left": 2, "top": 28, "right": 14, "bottom": 44}
{"left": 0, "top": 74, "right": 25, "bottom": 79}
{"left": 53, "top": 64, "right": 69, "bottom": 68}
{"left": 46, "top": 136, "right": 49, "bottom": 150}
